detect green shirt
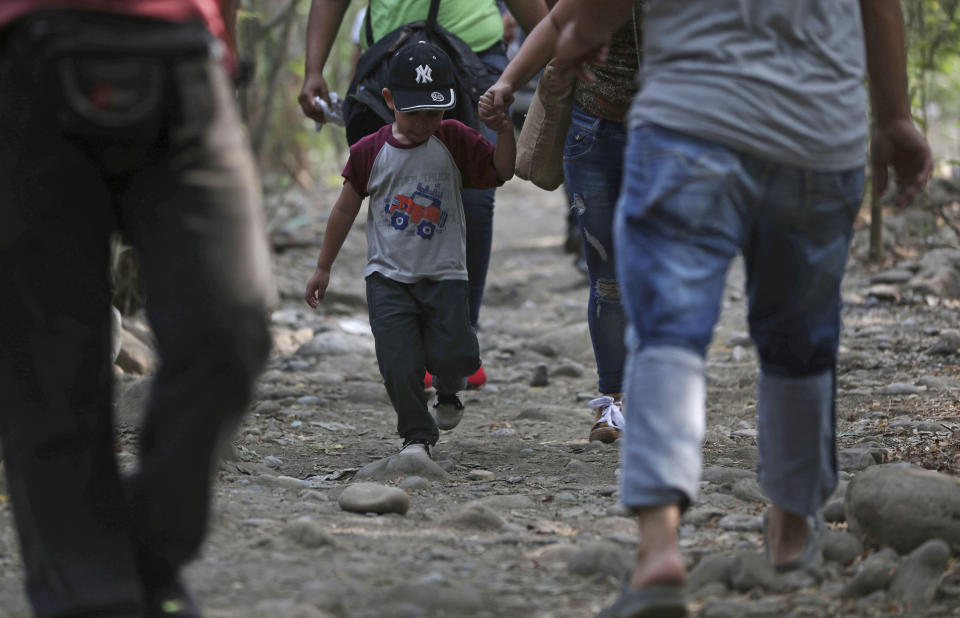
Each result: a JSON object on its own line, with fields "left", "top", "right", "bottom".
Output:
{"left": 360, "top": 0, "right": 504, "bottom": 53}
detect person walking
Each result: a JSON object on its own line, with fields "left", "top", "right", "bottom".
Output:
{"left": 553, "top": 1, "right": 932, "bottom": 615}
{"left": 480, "top": 0, "right": 641, "bottom": 443}
{"left": 305, "top": 42, "right": 515, "bottom": 456}
{"left": 299, "top": 0, "right": 547, "bottom": 389}
{"left": 0, "top": 1, "right": 272, "bottom": 616}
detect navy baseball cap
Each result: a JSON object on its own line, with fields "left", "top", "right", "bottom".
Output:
{"left": 388, "top": 41, "right": 456, "bottom": 112}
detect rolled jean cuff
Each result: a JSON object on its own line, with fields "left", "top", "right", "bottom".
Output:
{"left": 757, "top": 368, "right": 837, "bottom": 516}
{"left": 620, "top": 345, "right": 706, "bottom": 511}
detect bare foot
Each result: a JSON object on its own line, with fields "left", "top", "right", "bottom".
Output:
{"left": 765, "top": 505, "right": 810, "bottom": 565}
{"left": 628, "top": 504, "right": 687, "bottom": 589}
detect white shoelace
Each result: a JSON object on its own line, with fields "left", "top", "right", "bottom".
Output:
{"left": 588, "top": 396, "right": 625, "bottom": 429}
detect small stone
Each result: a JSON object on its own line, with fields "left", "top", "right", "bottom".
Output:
{"left": 264, "top": 456, "right": 283, "bottom": 469}
{"left": 728, "top": 552, "right": 783, "bottom": 592}
{"left": 468, "top": 469, "right": 495, "bottom": 481}
{"left": 821, "top": 529, "right": 863, "bottom": 565}
{"left": 443, "top": 503, "right": 504, "bottom": 530}
{"left": 281, "top": 517, "right": 336, "bottom": 549}
{"left": 871, "top": 268, "right": 914, "bottom": 284}
{"left": 688, "top": 554, "right": 735, "bottom": 591}
{"left": 889, "top": 539, "right": 951, "bottom": 610}
{"left": 551, "top": 361, "right": 585, "bottom": 378}
{"left": 530, "top": 363, "right": 549, "bottom": 387}
{"left": 567, "top": 541, "right": 631, "bottom": 579}
{"left": 717, "top": 513, "right": 762, "bottom": 532}
{"left": 275, "top": 475, "right": 311, "bottom": 491}
{"left": 879, "top": 382, "right": 919, "bottom": 395}
{"left": 337, "top": 482, "right": 410, "bottom": 515}
{"left": 253, "top": 400, "right": 281, "bottom": 415}
{"left": 926, "top": 329, "right": 960, "bottom": 355}
{"left": 865, "top": 284, "right": 900, "bottom": 301}
{"left": 731, "top": 478, "right": 768, "bottom": 504}
{"left": 841, "top": 547, "right": 899, "bottom": 598}
{"left": 823, "top": 500, "right": 846, "bottom": 523}
{"left": 528, "top": 543, "right": 577, "bottom": 567}
{"left": 474, "top": 494, "right": 536, "bottom": 510}
{"left": 399, "top": 476, "right": 432, "bottom": 492}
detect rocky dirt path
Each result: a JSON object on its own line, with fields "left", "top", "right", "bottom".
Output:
{"left": 1, "top": 180, "right": 959, "bottom": 617}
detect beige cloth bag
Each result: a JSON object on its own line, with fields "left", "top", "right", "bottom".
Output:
{"left": 515, "top": 62, "right": 576, "bottom": 191}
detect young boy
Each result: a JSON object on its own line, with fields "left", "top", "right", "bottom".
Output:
{"left": 305, "top": 41, "right": 515, "bottom": 457}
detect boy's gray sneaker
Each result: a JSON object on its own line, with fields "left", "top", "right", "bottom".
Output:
{"left": 434, "top": 394, "right": 464, "bottom": 430}
{"left": 400, "top": 439, "right": 430, "bottom": 458}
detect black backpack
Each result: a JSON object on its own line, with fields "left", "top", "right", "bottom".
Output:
{"left": 342, "top": 0, "right": 500, "bottom": 145}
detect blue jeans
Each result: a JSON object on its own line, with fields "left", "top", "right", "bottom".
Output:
{"left": 616, "top": 124, "right": 864, "bottom": 514}
{"left": 461, "top": 46, "right": 508, "bottom": 327}
{"left": 563, "top": 105, "right": 628, "bottom": 395}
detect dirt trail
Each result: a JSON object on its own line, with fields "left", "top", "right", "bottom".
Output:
{"left": 1, "top": 178, "right": 958, "bottom": 617}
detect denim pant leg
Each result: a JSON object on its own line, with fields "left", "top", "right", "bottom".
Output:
{"left": 746, "top": 167, "right": 864, "bottom": 516}
{"left": 419, "top": 279, "right": 480, "bottom": 395}
{"left": 461, "top": 47, "right": 508, "bottom": 328}
{"left": 366, "top": 275, "right": 437, "bottom": 445}
{"left": 563, "top": 106, "right": 628, "bottom": 395}
{"left": 615, "top": 125, "right": 749, "bottom": 509}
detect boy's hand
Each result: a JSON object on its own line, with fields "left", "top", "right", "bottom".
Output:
{"left": 479, "top": 100, "right": 513, "bottom": 134}
{"left": 305, "top": 268, "right": 331, "bottom": 308}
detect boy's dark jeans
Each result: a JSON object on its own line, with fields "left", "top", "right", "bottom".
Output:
{"left": 0, "top": 11, "right": 272, "bottom": 617}
{"left": 366, "top": 274, "right": 480, "bottom": 445}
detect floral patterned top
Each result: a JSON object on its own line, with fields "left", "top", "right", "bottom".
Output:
{"left": 573, "top": 2, "right": 642, "bottom": 123}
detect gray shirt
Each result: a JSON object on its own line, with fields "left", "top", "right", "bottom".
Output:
{"left": 631, "top": 0, "right": 867, "bottom": 171}
{"left": 343, "top": 121, "right": 501, "bottom": 283}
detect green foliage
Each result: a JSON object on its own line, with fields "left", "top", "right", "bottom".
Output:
{"left": 903, "top": 0, "right": 960, "bottom": 139}
{"left": 237, "top": 0, "right": 363, "bottom": 192}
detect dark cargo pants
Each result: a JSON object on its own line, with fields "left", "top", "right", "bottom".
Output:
{"left": 0, "top": 11, "right": 272, "bottom": 617}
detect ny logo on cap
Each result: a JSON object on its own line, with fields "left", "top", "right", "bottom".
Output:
{"left": 415, "top": 64, "right": 433, "bottom": 84}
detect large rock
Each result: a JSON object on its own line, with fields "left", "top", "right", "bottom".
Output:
{"left": 353, "top": 452, "right": 449, "bottom": 481}
{"left": 845, "top": 464, "right": 960, "bottom": 552}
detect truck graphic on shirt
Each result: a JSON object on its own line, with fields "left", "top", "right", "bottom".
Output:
{"left": 385, "top": 183, "right": 447, "bottom": 239}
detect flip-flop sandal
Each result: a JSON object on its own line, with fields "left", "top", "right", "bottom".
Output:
{"left": 762, "top": 509, "right": 823, "bottom": 573}
{"left": 597, "top": 574, "right": 687, "bottom": 618}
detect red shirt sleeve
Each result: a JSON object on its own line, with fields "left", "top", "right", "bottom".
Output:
{"left": 342, "top": 124, "right": 392, "bottom": 197}
{"left": 436, "top": 119, "right": 501, "bottom": 190}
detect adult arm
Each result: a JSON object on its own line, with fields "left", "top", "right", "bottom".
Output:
{"left": 479, "top": 0, "right": 577, "bottom": 126}
{"left": 298, "top": 0, "right": 352, "bottom": 123}
{"left": 552, "top": 0, "right": 632, "bottom": 81}
{"left": 502, "top": 0, "right": 549, "bottom": 37}
{"left": 305, "top": 180, "right": 363, "bottom": 307}
{"left": 860, "top": 0, "right": 932, "bottom": 208}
